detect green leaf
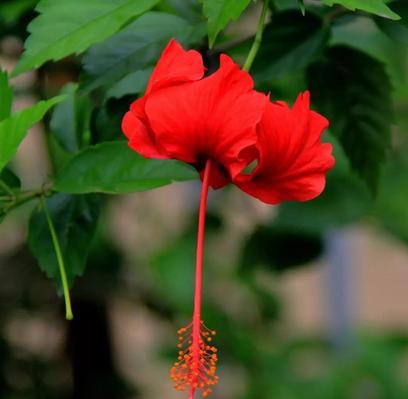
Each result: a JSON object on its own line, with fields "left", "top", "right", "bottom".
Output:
{"left": 81, "top": 11, "right": 202, "bottom": 92}
{"left": 0, "top": 168, "right": 21, "bottom": 193}
{"left": 0, "top": 70, "right": 13, "bottom": 121}
{"left": 0, "top": 0, "right": 37, "bottom": 26}
{"left": 105, "top": 68, "right": 152, "bottom": 100}
{"left": 28, "top": 194, "right": 100, "bottom": 288}
{"left": 375, "top": 1, "right": 408, "bottom": 44}
{"left": 202, "top": 0, "right": 252, "bottom": 47}
{"left": 252, "top": 11, "right": 330, "bottom": 82}
{"left": 240, "top": 225, "right": 323, "bottom": 274}
{"left": 307, "top": 46, "right": 393, "bottom": 194}
{"left": 322, "top": 0, "right": 400, "bottom": 20}
{"left": 0, "top": 95, "right": 65, "bottom": 173}
{"left": 50, "top": 83, "right": 92, "bottom": 152}
{"left": 54, "top": 141, "right": 198, "bottom": 194}
{"left": 12, "top": 0, "right": 159, "bottom": 76}
{"left": 298, "top": 0, "right": 306, "bottom": 15}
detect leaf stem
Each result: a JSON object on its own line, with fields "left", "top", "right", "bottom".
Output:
{"left": 242, "top": 0, "right": 269, "bottom": 72}
{"left": 40, "top": 196, "right": 73, "bottom": 320}
{"left": 0, "top": 180, "right": 16, "bottom": 201}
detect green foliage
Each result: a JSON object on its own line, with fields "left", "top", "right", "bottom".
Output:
{"left": 241, "top": 225, "right": 323, "bottom": 274}
{"left": 0, "top": 95, "right": 64, "bottom": 173}
{"left": 28, "top": 194, "right": 101, "bottom": 288}
{"left": 0, "top": 0, "right": 37, "bottom": 26}
{"left": 54, "top": 141, "right": 197, "bottom": 194}
{"left": 252, "top": 10, "right": 330, "bottom": 82}
{"left": 307, "top": 46, "right": 393, "bottom": 194}
{"left": 201, "top": 0, "right": 252, "bottom": 47}
{"left": 13, "top": 0, "right": 159, "bottom": 76}
{"left": 81, "top": 11, "right": 203, "bottom": 93}
{"left": 105, "top": 68, "right": 152, "bottom": 101}
{"left": 375, "top": 1, "right": 408, "bottom": 44}
{"left": 0, "top": 70, "right": 13, "bottom": 121}
{"left": 50, "top": 83, "right": 92, "bottom": 153}
{"left": 322, "top": 0, "right": 400, "bottom": 20}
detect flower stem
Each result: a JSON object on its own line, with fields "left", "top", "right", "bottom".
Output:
{"left": 242, "top": 0, "right": 269, "bottom": 72}
{"left": 191, "top": 159, "right": 212, "bottom": 398}
{"left": 40, "top": 196, "right": 73, "bottom": 320}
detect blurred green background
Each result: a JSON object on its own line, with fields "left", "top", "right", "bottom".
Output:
{"left": 0, "top": 0, "right": 408, "bottom": 398}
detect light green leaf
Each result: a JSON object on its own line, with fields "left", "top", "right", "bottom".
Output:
{"left": 81, "top": 11, "right": 202, "bottom": 92}
{"left": 202, "top": 0, "right": 252, "bottom": 47}
{"left": 0, "top": 70, "right": 13, "bottom": 121}
{"left": 50, "top": 83, "right": 91, "bottom": 152}
{"left": 54, "top": 141, "right": 198, "bottom": 194}
{"left": 0, "top": 95, "right": 65, "bottom": 173}
{"left": 28, "top": 194, "right": 101, "bottom": 288}
{"left": 322, "top": 0, "right": 400, "bottom": 20}
{"left": 12, "top": 0, "right": 159, "bottom": 76}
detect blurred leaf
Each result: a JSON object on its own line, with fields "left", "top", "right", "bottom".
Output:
{"left": 81, "top": 11, "right": 203, "bottom": 93}
{"left": 0, "top": 95, "right": 64, "bottom": 173}
{"left": 298, "top": 0, "right": 306, "bottom": 15}
{"left": 105, "top": 68, "right": 152, "bottom": 101}
{"left": 28, "top": 194, "right": 100, "bottom": 288}
{"left": 50, "top": 83, "right": 91, "bottom": 152}
{"left": 307, "top": 46, "right": 393, "bottom": 194}
{"left": 241, "top": 225, "right": 323, "bottom": 274}
{"left": 151, "top": 234, "right": 195, "bottom": 314}
{"left": 201, "top": 0, "right": 251, "bottom": 47}
{"left": 0, "top": 0, "right": 37, "bottom": 26}
{"left": 252, "top": 10, "right": 329, "bottom": 82}
{"left": 0, "top": 168, "right": 20, "bottom": 194}
{"left": 12, "top": 0, "right": 159, "bottom": 76}
{"left": 322, "top": 0, "right": 400, "bottom": 20}
{"left": 54, "top": 141, "right": 198, "bottom": 194}
{"left": 166, "top": 0, "right": 204, "bottom": 24}
{"left": 375, "top": 145, "right": 408, "bottom": 244}
{"left": 0, "top": 70, "right": 13, "bottom": 121}
{"left": 275, "top": 174, "right": 371, "bottom": 234}
{"left": 375, "top": 1, "right": 408, "bottom": 44}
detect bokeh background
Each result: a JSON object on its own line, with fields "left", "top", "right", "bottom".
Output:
{"left": 0, "top": 0, "right": 408, "bottom": 398}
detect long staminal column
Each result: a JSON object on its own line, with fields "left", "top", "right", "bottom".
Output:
{"left": 170, "top": 160, "right": 219, "bottom": 398}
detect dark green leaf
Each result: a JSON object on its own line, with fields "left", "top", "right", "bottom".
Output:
{"left": 81, "top": 11, "right": 203, "bottom": 93}
{"left": 0, "top": 168, "right": 21, "bottom": 193}
{"left": 54, "top": 141, "right": 198, "bottom": 194}
{"left": 241, "top": 225, "right": 323, "bottom": 274}
{"left": 0, "top": 70, "right": 13, "bottom": 121}
{"left": 252, "top": 11, "right": 330, "bottom": 82}
{"left": 50, "top": 83, "right": 92, "bottom": 152}
{"left": 105, "top": 68, "right": 152, "bottom": 101}
{"left": 0, "top": 0, "right": 37, "bottom": 26}
{"left": 307, "top": 46, "right": 393, "bottom": 194}
{"left": 28, "top": 194, "right": 100, "bottom": 288}
{"left": 0, "top": 95, "right": 65, "bottom": 173}
{"left": 322, "top": 0, "right": 400, "bottom": 20}
{"left": 201, "top": 0, "right": 252, "bottom": 47}
{"left": 12, "top": 0, "right": 159, "bottom": 76}
{"left": 375, "top": 1, "right": 408, "bottom": 44}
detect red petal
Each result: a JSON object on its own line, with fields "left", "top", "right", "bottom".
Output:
{"left": 145, "top": 38, "right": 205, "bottom": 94}
{"left": 144, "top": 54, "right": 267, "bottom": 186}
{"left": 236, "top": 91, "right": 335, "bottom": 204}
{"left": 122, "top": 100, "right": 167, "bottom": 159}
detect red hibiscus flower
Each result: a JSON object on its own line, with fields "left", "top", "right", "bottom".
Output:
{"left": 122, "top": 38, "right": 268, "bottom": 189}
{"left": 235, "top": 91, "right": 335, "bottom": 204}
{"left": 122, "top": 39, "right": 334, "bottom": 399}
